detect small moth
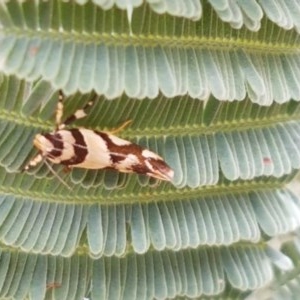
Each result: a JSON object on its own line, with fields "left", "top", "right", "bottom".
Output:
{"left": 24, "top": 92, "right": 174, "bottom": 182}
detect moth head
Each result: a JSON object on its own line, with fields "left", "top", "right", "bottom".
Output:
{"left": 33, "top": 133, "right": 63, "bottom": 163}
{"left": 28, "top": 133, "right": 71, "bottom": 190}
{"left": 33, "top": 134, "right": 52, "bottom": 154}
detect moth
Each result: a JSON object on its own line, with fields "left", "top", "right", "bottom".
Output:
{"left": 24, "top": 92, "right": 174, "bottom": 183}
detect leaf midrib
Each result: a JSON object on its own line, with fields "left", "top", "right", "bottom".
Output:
{"left": 2, "top": 28, "right": 299, "bottom": 54}
{"left": 2, "top": 108, "right": 300, "bottom": 139}
{"left": 0, "top": 178, "right": 285, "bottom": 205}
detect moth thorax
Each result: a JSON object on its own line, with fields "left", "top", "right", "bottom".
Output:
{"left": 33, "top": 133, "right": 56, "bottom": 155}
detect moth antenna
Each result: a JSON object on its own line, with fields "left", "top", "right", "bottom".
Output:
{"left": 108, "top": 119, "right": 132, "bottom": 135}
{"left": 43, "top": 159, "right": 72, "bottom": 190}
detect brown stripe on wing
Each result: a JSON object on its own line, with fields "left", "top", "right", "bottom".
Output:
{"left": 97, "top": 133, "right": 174, "bottom": 180}
{"left": 60, "top": 129, "right": 88, "bottom": 166}
{"left": 96, "top": 131, "right": 169, "bottom": 176}
{"left": 95, "top": 131, "right": 144, "bottom": 163}
{"left": 44, "top": 132, "right": 63, "bottom": 158}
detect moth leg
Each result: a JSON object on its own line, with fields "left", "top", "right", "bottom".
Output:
{"left": 62, "top": 94, "right": 97, "bottom": 128}
{"left": 23, "top": 153, "right": 43, "bottom": 171}
{"left": 56, "top": 91, "right": 65, "bottom": 130}
{"left": 63, "top": 165, "right": 72, "bottom": 173}
{"left": 151, "top": 178, "right": 161, "bottom": 188}
{"left": 109, "top": 120, "right": 132, "bottom": 134}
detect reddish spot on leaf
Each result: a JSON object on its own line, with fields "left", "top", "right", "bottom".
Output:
{"left": 46, "top": 282, "right": 61, "bottom": 290}
{"left": 29, "top": 46, "right": 39, "bottom": 56}
{"left": 263, "top": 157, "right": 272, "bottom": 164}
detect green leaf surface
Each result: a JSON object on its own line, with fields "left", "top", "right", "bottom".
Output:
{"left": 1, "top": 77, "right": 300, "bottom": 190}
{"left": 0, "top": 1, "right": 299, "bottom": 103}
{"left": 250, "top": 237, "right": 300, "bottom": 299}
{"left": 45, "top": 0, "right": 300, "bottom": 32}
{"left": 0, "top": 1, "right": 299, "bottom": 298}
{"left": 0, "top": 189, "right": 298, "bottom": 257}
{"left": 0, "top": 245, "right": 274, "bottom": 299}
